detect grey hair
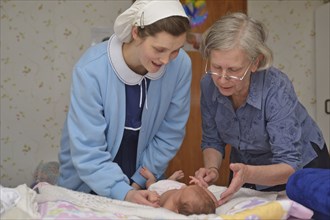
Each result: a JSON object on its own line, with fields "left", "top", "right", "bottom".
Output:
{"left": 200, "top": 12, "right": 273, "bottom": 70}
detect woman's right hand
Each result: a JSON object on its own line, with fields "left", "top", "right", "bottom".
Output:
{"left": 125, "top": 189, "right": 160, "bottom": 207}
{"left": 194, "top": 167, "right": 219, "bottom": 187}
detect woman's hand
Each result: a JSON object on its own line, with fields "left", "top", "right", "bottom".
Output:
{"left": 195, "top": 148, "right": 222, "bottom": 187}
{"left": 218, "top": 162, "right": 295, "bottom": 206}
{"left": 218, "top": 163, "right": 247, "bottom": 206}
{"left": 194, "top": 167, "right": 219, "bottom": 188}
{"left": 125, "top": 189, "right": 160, "bottom": 207}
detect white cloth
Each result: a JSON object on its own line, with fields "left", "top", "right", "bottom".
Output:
{"left": 35, "top": 182, "right": 312, "bottom": 219}
{"left": 114, "top": 0, "right": 188, "bottom": 43}
{"left": 207, "top": 185, "right": 278, "bottom": 214}
{"left": 108, "top": 34, "right": 165, "bottom": 85}
{"left": 0, "top": 185, "right": 20, "bottom": 214}
{"left": 148, "top": 179, "right": 186, "bottom": 195}
{"left": 149, "top": 182, "right": 278, "bottom": 214}
{"left": 36, "top": 182, "right": 189, "bottom": 219}
{"left": 0, "top": 184, "right": 40, "bottom": 219}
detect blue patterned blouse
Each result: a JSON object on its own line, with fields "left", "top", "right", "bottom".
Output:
{"left": 200, "top": 67, "right": 325, "bottom": 171}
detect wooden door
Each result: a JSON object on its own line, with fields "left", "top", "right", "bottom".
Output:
{"left": 166, "top": 0, "right": 247, "bottom": 186}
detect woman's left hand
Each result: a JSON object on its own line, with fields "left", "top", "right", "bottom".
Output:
{"left": 218, "top": 163, "right": 248, "bottom": 206}
{"left": 194, "top": 167, "right": 219, "bottom": 187}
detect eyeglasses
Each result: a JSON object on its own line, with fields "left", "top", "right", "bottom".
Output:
{"left": 205, "top": 58, "right": 255, "bottom": 81}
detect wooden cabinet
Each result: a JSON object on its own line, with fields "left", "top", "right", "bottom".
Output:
{"left": 166, "top": 0, "right": 247, "bottom": 186}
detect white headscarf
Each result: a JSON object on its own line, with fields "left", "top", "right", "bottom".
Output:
{"left": 114, "top": 0, "right": 189, "bottom": 43}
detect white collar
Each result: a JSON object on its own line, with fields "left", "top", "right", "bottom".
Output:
{"left": 108, "top": 35, "right": 165, "bottom": 85}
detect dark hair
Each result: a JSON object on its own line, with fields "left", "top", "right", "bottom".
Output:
{"left": 137, "top": 16, "right": 190, "bottom": 39}
{"left": 177, "top": 185, "right": 216, "bottom": 215}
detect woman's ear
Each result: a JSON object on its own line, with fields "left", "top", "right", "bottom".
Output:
{"left": 131, "top": 26, "right": 139, "bottom": 40}
{"left": 251, "top": 54, "right": 263, "bottom": 72}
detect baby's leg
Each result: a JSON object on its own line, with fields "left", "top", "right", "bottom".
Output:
{"left": 140, "top": 167, "right": 157, "bottom": 189}
{"left": 168, "top": 170, "right": 184, "bottom": 181}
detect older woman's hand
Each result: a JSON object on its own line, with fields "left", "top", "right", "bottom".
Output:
{"left": 218, "top": 163, "right": 248, "bottom": 206}
{"left": 194, "top": 167, "right": 219, "bottom": 188}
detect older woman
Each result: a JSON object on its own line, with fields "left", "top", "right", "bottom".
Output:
{"left": 194, "top": 12, "right": 330, "bottom": 206}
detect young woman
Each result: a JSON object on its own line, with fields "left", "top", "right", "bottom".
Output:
{"left": 58, "top": 0, "right": 192, "bottom": 207}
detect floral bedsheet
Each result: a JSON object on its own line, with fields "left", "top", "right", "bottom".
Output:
{"left": 1, "top": 183, "right": 313, "bottom": 220}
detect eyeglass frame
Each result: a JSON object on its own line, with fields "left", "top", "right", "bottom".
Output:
{"left": 205, "top": 58, "right": 255, "bottom": 81}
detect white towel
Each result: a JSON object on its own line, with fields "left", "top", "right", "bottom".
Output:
{"left": 0, "top": 185, "right": 21, "bottom": 214}
{"left": 0, "top": 184, "right": 40, "bottom": 219}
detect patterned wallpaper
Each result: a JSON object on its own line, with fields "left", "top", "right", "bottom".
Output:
{"left": 248, "top": 0, "right": 323, "bottom": 117}
{"left": 0, "top": 0, "right": 131, "bottom": 187}
{"left": 0, "top": 0, "right": 325, "bottom": 187}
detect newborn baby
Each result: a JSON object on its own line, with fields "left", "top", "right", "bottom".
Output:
{"left": 138, "top": 167, "right": 217, "bottom": 215}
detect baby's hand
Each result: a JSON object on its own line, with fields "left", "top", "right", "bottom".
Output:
{"left": 189, "top": 176, "right": 205, "bottom": 188}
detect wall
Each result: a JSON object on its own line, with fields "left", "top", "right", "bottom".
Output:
{"left": 0, "top": 0, "right": 131, "bottom": 187}
{"left": 0, "top": 0, "right": 325, "bottom": 187}
{"left": 248, "top": 0, "right": 324, "bottom": 118}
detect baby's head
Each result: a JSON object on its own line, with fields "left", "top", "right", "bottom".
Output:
{"left": 177, "top": 185, "right": 216, "bottom": 215}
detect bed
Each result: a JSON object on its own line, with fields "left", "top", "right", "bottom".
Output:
{"left": 1, "top": 182, "right": 313, "bottom": 220}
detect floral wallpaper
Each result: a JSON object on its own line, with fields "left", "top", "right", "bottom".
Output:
{"left": 0, "top": 0, "right": 131, "bottom": 187}
{"left": 248, "top": 0, "right": 324, "bottom": 117}
{"left": 0, "top": 0, "right": 325, "bottom": 187}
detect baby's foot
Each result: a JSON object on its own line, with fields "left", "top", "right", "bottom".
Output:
{"left": 140, "top": 167, "right": 155, "bottom": 179}
{"left": 140, "top": 167, "right": 157, "bottom": 188}
{"left": 168, "top": 170, "right": 184, "bottom": 181}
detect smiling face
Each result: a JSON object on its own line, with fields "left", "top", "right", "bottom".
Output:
{"left": 125, "top": 28, "right": 186, "bottom": 75}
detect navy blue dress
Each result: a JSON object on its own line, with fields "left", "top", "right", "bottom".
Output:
{"left": 114, "top": 79, "right": 150, "bottom": 183}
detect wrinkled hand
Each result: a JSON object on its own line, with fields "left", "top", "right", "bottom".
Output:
{"left": 218, "top": 163, "right": 247, "bottom": 206}
{"left": 194, "top": 167, "right": 219, "bottom": 188}
{"left": 125, "top": 189, "right": 160, "bottom": 207}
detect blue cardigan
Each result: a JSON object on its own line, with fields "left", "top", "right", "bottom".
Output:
{"left": 58, "top": 35, "right": 192, "bottom": 200}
